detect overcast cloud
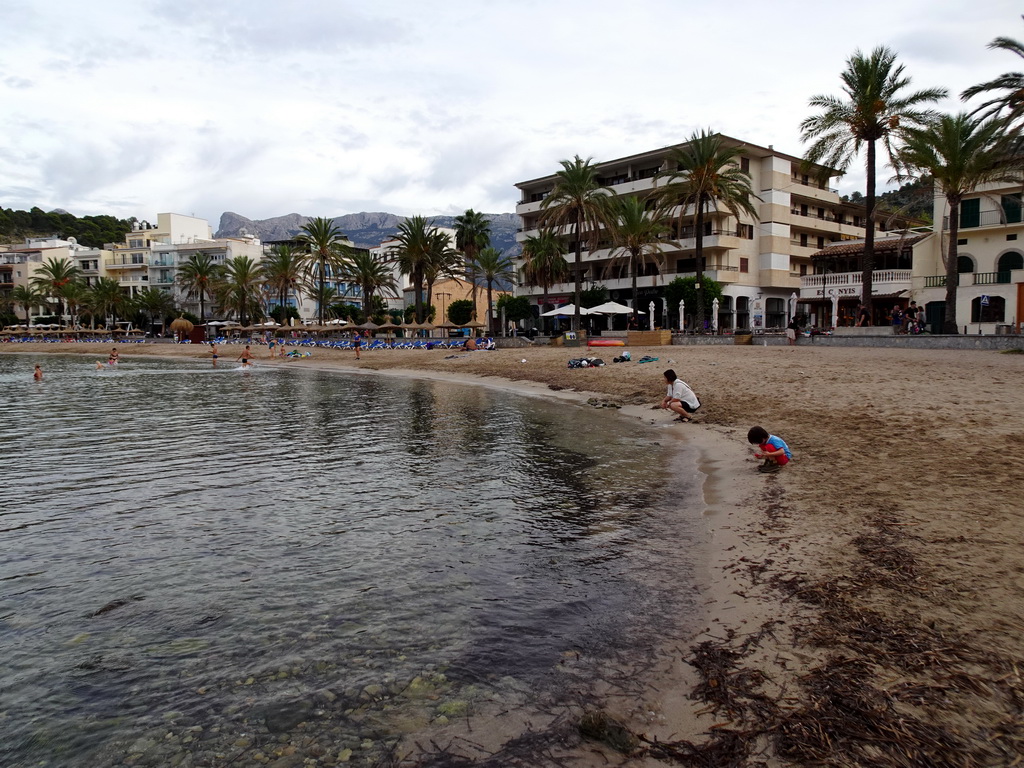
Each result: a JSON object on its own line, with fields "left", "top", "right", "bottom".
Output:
{"left": 0, "top": 0, "right": 1019, "bottom": 226}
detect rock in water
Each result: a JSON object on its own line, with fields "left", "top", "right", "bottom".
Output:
{"left": 259, "top": 699, "right": 314, "bottom": 733}
{"left": 579, "top": 710, "right": 640, "bottom": 754}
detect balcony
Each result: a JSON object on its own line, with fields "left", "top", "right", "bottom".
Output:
{"left": 791, "top": 176, "right": 839, "bottom": 194}
{"left": 943, "top": 209, "right": 1022, "bottom": 230}
{"left": 105, "top": 258, "right": 147, "bottom": 269}
{"left": 800, "top": 270, "right": 911, "bottom": 300}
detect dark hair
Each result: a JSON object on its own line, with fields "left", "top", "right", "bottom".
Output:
{"left": 663, "top": 369, "right": 677, "bottom": 381}
{"left": 747, "top": 426, "right": 769, "bottom": 444}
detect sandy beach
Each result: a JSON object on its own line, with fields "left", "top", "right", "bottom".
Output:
{"left": 7, "top": 340, "right": 1023, "bottom": 766}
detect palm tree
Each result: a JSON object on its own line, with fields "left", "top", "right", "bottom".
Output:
{"left": 216, "top": 255, "right": 263, "bottom": 326}
{"left": 897, "top": 114, "right": 1023, "bottom": 333}
{"left": 521, "top": 229, "right": 569, "bottom": 333}
{"left": 30, "top": 256, "right": 81, "bottom": 323}
{"left": 605, "top": 195, "right": 675, "bottom": 324}
{"left": 423, "top": 230, "right": 460, "bottom": 311}
{"left": 135, "top": 286, "right": 176, "bottom": 335}
{"left": 263, "top": 244, "right": 304, "bottom": 321}
{"left": 61, "top": 280, "right": 91, "bottom": 328}
{"left": 801, "top": 47, "right": 946, "bottom": 321}
{"left": 9, "top": 284, "right": 43, "bottom": 328}
{"left": 474, "top": 247, "right": 515, "bottom": 335}
{"left": 88, "top": 278, "right": 127, "bottom": 329}
{"left": 309, "top": 284, "right": 341, "bottom": 321}
{"left": 961, "top": 17, "right": 1024, "bottom": 129}
{"left": 539, "top": 155, "right": 614, "bottom": 331}
{"left": 177, "top": 251, "right": 217, "bottom": 323}
{"left": 298, "top": 217, "right": 350, "bottom": 325}
{"left": 657, "top": 131, "right": 759, "bottom": 328}
{"left": 454, "top": 209, "right": 491, "bottom": 320}
{"left": 338, "top": 250, "right": 398, "bottom": 324}
{"left": 392, "top": 215, "right": 435, "bottom": 323}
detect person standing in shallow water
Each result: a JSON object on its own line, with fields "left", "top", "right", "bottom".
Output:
{"left": 33, "top": 364, "right": 42, "bottom": 380}
{"left": 236, "top": 345, "right": 254, "bottom": 368}
{"left": 210, "top": 342, "right": 219, "bottom": 367}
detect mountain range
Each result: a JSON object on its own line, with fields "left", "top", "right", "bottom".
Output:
{"left": 215, "top": 211, "right": 522, "bottom": 258}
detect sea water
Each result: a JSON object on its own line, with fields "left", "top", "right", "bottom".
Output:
{"left": 0, "top": 353, "right": 706, "bottom": 766}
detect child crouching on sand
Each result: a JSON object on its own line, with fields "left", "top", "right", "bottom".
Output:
{"left": 747, "top": 426, "right": 792, "bottom": 474}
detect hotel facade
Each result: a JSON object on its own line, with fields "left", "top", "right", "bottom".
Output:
{"left": 514, "top": 135, "right": 906, "bottom": 331}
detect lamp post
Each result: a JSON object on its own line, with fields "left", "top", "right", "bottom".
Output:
{"left": 648, "top": 301, "right": 655, "bottom": 331}
{"left": 679, "top": 299, "right": 685, "bottom": 332}
{"left": 712, "top": 297, "right": 719, "bottom": 333}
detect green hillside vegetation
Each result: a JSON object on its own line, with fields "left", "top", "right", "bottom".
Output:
{"left": 842, "top": 175, "right": 935, "bottom": 224}
{"left": 0, "top": 206, "right": 134, "bottom": 248}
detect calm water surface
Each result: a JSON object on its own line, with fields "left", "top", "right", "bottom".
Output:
{"left": 0, "top": 353, "right": 706, "bottom": 766}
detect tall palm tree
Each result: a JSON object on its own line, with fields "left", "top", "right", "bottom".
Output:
{"left": 475, "top": 247, "right": 515, "bottom": 335}
{"left": 135, "top": 286, "right": 176, "bottom": 335}
{"left": 521, "top": 229, "right": 569, "bottom": 333}
{"left": 338, "top": 250, "right": 398, "bottom": 324}
{"left": 30, "top": 256, "right": 81, "bottom": 323}
{"left": 801, "top": 47, "right": 946, "bottom": 320}
{"left": 657, "top": 131, "right": 759, "bottom": 328}
{"left": 961, "top": 17, "right": 1024, "bottom": 129}
{"left": 393, "top": 215, "right": 435, "bottom": 322}
{"left": 423, "top": 230, "right": 460, "bottom": 312}
{"left": 309, "top": 284, "right": 341, "bottom": 321}
{"left": 9, "top": 284, "right": 43, "bottom": 328}
{"left": 898, "top": 114, "right": 1023, "bottom": 333}
{"left": 262, "top": 244, "right": 304, "bottom": 321}
{"left": 177, "top": 251, "right": 217, "bottom": 323}
{"left": 454, "top": 209, "right": 491, "bottom": 320}
{"left": 216, "top": 255, "right": 263, "bottom": 327}
{"left": 88, "top": 277, "right": 127, "bottom": 329}
{"left": 539, "top": 156, "right": 614, "bottom": 331}
{"left": 298, "top": 217, "right": 350, "bottom": 325}
{"left": 61, "top": 280, "right": 91, "bottom": 328}
{"left": 605, "top": 195, "right": 675, "bottom": 323}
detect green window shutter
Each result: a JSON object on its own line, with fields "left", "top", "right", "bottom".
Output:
{"left": 1001, "top": 194, "right": 1022, "bottom": 224}
{"left": 960, "top": 199, "right": 981, "bottom": 228}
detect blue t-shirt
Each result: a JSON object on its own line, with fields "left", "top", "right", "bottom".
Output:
{"left": 766, "top": 435, "right": 792, "bottom": 459}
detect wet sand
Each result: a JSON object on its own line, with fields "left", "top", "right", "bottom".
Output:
{"left": 8, "top": 340, "right": 1024, "bottom": 766}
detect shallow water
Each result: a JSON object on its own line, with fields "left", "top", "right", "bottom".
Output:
{"left": 0, "top": 353, "right": 706, "bottom": 766}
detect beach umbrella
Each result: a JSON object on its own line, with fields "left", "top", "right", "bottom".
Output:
{"left": 588, "top": 301, "right": 634, "bottom": 315}
{"left": 170, "top": 317, "right": 194, "bottom": 342}
{"left": 351, "top": 320, "right": 380, "bottom": 330}
{"left": 540, "top": 304, "right": 592, "bottom": 317}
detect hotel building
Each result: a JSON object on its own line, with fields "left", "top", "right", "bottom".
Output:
{"left": 514, "top": 135, "right": 898, "bottom": 330}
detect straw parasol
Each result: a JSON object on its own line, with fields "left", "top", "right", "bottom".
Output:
{"left": 351, "top": 320, "right": 381, "bottom": 332}
{"left": 168, "top": 319, "right": 192, "bottom": 342}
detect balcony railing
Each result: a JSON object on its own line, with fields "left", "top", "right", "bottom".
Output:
{"left": 105, "top": 258, "right": 147, "bottom": 267}
{"left": 924, "top": 275, "right": 947, "bottom": 288}
{"left": 791, "top": 176, "right": 839, "bottom": 194}
{"left": 943, "top": 209, "right": 1022, "bottom": 229}
{"left": 973, "top": 271, "right": 1012, "bottom": 285}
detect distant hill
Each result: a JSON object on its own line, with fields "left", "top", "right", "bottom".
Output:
{"left": 215, "top": 211, "right": 523, "bottom": 258}
{"left": 0, "top": 206, "right": 133, "bottom": 248}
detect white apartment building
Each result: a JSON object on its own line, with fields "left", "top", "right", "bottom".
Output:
{"left": 514, "top": 135, "right": 899, "bottom": 331}
{"left": 1, "top": 237, "right": 111, "bottom": 323}
{"left": 912, "top": 180, "right": 1023, "bottom": 333}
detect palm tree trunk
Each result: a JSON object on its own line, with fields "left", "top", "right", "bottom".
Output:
{"left": 944, "top": 199, "right": 961, "bottom": 334}
{"left": 487, "top": 281, "right": 494, "bottom": 335}
{"left": 631, "top": 250, "right": 639, "bottom": 329}
{"left": 469, "top": 251, "right": 478, "bottom": 320}
{"left": 863, "top": 140, "right": 877, "bottom": 323}
{"left": 695, "top": 198, "right": 705, "bottom": 331}
{"left": 573, "top": 210, "right": 582, "bottom": 332}
{"left": 413, "top": 266, "right": 423, "bottom": 323}
{"left": 541, "top": 281, "right": 550, "bottom": 334}
{"left": 319, "top": 258, "right": 326, "bottom": 325}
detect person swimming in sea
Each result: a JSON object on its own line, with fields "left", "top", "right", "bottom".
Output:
{"left": 33, "top": 364, "right": 43, "bottom": 380}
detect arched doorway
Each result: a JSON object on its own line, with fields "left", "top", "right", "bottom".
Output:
{"left": 996, "top": 251, "right": 1023, "bottom": 282}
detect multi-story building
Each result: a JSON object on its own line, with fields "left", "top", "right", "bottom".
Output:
{"left": 263, "top": 237, "right": 369, "bottom": 321}
{"left": 1, "top": 237, "right": 111, "bottom": 323}
{"left": 514, "top": 135, "right": 900, "bottom": 331}
{"left": 913, "top": 180, "right": 1023, "bottom": 333}
{"left": 106, "top": 213, "right": 215, "bottom": 300}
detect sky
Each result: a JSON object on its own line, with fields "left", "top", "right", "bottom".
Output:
{"left": 0, "top": 0, "right": 1019, "bottom": 228}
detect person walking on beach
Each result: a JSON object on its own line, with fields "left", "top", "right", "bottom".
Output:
{"left": 786, "top": 318, "right": 799, "bottom": 346}
{"left": 210, "top": 342, "right": 219, "bottom": 367}
{"left": 33, "top": 364, "right": 42, "bottom": 380}
{"left": 353, "top": 333, "right": 361, "bottom": 360}
{"left": 267, "top": 337, "right": 276, "bottom": 359}
{"left": 904, "top": 301, "right": 919, "bottom": 334}
{"left": 747, "top": 426, "right": 792, "bottom": 474}
{"left": 660, "top": 369, "right": 701, "bottom": 422}
{"left": 236, "top": 345, "right": 254, "bottom": 368}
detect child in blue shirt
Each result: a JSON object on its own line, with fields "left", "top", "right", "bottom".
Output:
{"left": 747, "top": 426, "right": 792, "bottom": 474}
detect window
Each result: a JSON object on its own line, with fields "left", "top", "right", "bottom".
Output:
{"left": 129, "top": 239, "right": 143, "bottom": 248}
{"left": 1001, "top": 193, "right": 1022, "bottom": 224}
{"left": 735, "top": 223, "right": 754, "bottom": 239}
{"left": 740, "top": 258, "right": 749, "bottom": 273}
{"left": 800, "top": 264, "right": 808, "bottom": 276}
{"left": 817, "top": 236, "right": 825, "bottom": 249}
{"left": 741, "top": 157, "right": 750, "bottom": 173}
{"left": 960, "top": 198, "right": 980, "bottom": 228}
{"left": 800, "top": 233, "right": 808, "bottom": 247}
{"left": 131, "top": 252, "right": 145, "bottom": 264}
{"left": 997, "top": 251, "right": 1023, "bottom": 278}
{"left": 957, "top": 239, "right": 968, "bottom": 245}
{"left": 1009, "top": 234, "right": 1018, "bottom": 241}
{"left": 971, "top": 295, "right": 1005, "bottom": 323}
{"left": 957, "top": 255, "right": 975, "bottom": 273}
